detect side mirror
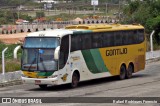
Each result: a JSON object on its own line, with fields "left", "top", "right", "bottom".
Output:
{"left": 54, "top": 46, "right": 60, "bottom": 60}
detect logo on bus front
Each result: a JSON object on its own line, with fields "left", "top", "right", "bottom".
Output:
{"left": 61, "top": 73, "right": 68, "bottom": 82}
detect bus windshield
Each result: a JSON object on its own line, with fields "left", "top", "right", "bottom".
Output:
{"left": 21, "top": 37, "right": 60, "bottom": 71}
{"left": 24, "top": 37, "right": 59, "bottom": 48}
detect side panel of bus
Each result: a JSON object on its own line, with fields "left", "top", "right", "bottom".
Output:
{"left": 58, "top": 30, "right": 146, "bottom": 84}
{"left": 99, "top": 42, "right": 146, "bottom": 76}
{"left": 58, "top": 50, "right": 112, "bottom": 84}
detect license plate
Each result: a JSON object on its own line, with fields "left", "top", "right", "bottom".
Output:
{"left": 35, "top": 80, "right": 41, "bottom": 85}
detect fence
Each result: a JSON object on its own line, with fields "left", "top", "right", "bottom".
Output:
{"left": 0, "top": 19, "right": 114, "bottom": 34}
{"left": 0, "top": 44, "right": 21, "bottom": 82}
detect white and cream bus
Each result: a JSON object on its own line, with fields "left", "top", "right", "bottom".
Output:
{"left": 21, "top": 24, "right": 146, "bottom": 88}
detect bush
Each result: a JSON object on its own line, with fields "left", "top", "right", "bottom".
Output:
{"left": 0, "top": 59, "right": 21, "bottom": 73}
{"left": 0, "top": 42, "right": 21, "bottom": 72}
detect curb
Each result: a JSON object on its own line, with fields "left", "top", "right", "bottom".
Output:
{"left": 146, "top": 57, "right": 160, "bottom": 64}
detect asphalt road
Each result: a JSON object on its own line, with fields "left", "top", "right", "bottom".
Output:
{"left": 0, "top": 61, "right": 160, "bottom": 106}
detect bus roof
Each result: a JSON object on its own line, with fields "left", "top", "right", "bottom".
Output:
{"left": 26, "top": 29, "right": 73, "bottom": 38}
{"left": 65, "top": 24, "right": 144, "bottom": 32}
{"left": 26, "top": 24, "right": 144, "bottom": 38}
{"left": 26, "top": 29, "right": 90, "bottom": 38}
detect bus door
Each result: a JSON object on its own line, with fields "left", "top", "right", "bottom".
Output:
{"left": 59, "top": 35, "right": 70, "bottom": 83}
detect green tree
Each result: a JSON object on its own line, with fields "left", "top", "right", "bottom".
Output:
{"left": 36, "top": 12, "right": 45, "bottom": 18}
{"left": 146, "top": 16, "right": 160, "bottom": 44}
{"left": 123, "top": 0, "right": 160, "bottom": 46}
{"left": 20, "top": 14, "right": 33, "bottom": 22}
{"left": 0, "top": 17, "right": 7, "bottom": 24}
{"left": 132, "top": 4, "right": 151, "bottom": 25}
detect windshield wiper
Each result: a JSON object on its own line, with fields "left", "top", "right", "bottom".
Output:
{"left": 28, "top": 58, "right": 37, "bottom": 71}
{"left": 28, "top": 49, "right": 38, "bottom": 71}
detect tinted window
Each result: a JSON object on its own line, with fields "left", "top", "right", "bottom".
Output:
{"left": 82, "top": 34, "right": 92, "bottom": 50}
{"left": 71, "top": 29, "right": 144, "bottom": 51}
{"left": 114, "top": 32, "right": 122, "bottom": 46}
{"left": 122, "top": 31, "right": 128, "bottom": 45}
{"left": 71, "top": 34, "right": 82, "bottom": 51}
{"left": 137, "top": 30, "right": 144, "bottom": 43}
{"left": 92, "top": 33, "right": 102, "bottom": 48}
{"left": 102, "top": 32, "right": 114, "bottom": 47}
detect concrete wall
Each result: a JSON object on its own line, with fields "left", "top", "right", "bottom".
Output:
{"left": 0, "top": 19, "right": 111, "bottom": 34}
{"left": 0, "top": 71, "right": 22, "bottom": 83}
{"left": 146, "top": 50, "right": 160, "bottom": 60}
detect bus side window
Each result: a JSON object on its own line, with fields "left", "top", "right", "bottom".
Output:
{"left": 103, "top": 32, "right": 114, "bottom": 47}
{"left": 59, "top": 35, "right": 69, "bottom": 69}
{"left": 71, "top": 35, "right": 76, "bottom": 51}
{"left": 92, "top": 33, "right": 102, "bottom": 48}
{"left": 102, "top": 32, "right": 109, "bottom": 47}
{"left": 133, "top": 30, "right": 138, "bottom": 44}
{"left": 127, "top": 31, "right": 134, "bottom": 44}
{"left": 82, "top": 34, "right": 92, "bottom": 50}
{"left": 122, "top": 31, "right": 128, "bottom": 45}
{"left": 77, "top": 35, "right": 82, "bottom": 50}
{"left": 71, "top": 34, "right": 82, "bottom": 51}
{"left": 114, "top": 31, "right": 122, "bottom": 46}
{"left": 138, "top": 29, "right": 144, "bottom": 43}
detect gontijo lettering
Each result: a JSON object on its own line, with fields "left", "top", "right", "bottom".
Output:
{"left": 106, "top": 48, "right": 127, "bottom": 56}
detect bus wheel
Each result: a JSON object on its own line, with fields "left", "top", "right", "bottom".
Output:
{"left": 119, "top": 65, "right": 126, "bottom": 80}
{"left": 39, "top": 85, "right": 47, "bottom": 89}
{"left": 71, "top": 72, "right": 79, "bottom": 88}
{"left": 126, "top": 64, "right": 133, "bottom": 79}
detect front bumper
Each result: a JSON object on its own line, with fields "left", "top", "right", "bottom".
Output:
{"left": 21, "top": 76, "right": 58, "bottom": 85}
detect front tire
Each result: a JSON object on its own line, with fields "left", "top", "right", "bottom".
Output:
{"left": 71, "top": 72, "right": 79, "bottom": 88}
{"left": 119, "top": 65, "right": 126, "bottom": 80}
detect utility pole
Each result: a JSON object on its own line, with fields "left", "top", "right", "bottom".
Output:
{"left": 91, "top": 0, "right": 98, "bottom": 16}
{"left": 118, "top": 0, "right": 121, "bottom": 21}
{"left": 18, "top": 7, "right": 20, "bottom": 19}
{"left": 12, "top": 8, "right": 15, "bottom": 24}
{"left": 93, "top": 4, "right": 95, "bottom": 15}
{"left": 18, "top": 0, "right": 21, "bottom": 19}
{"left": 106, "top": 3, "right": 108, "bottom": 15}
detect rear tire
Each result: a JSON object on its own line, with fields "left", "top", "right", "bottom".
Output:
{"left": 126, "top": 64, "right": 133, "bottom": 79}
{"left": 119, "top": 65, "right": 126, "bottom": 80}
{"left": 39, "top": 85, "right": 47, "bottom": 89}
{"left": 71, "top": 72, "right": 79, "bottom": 88}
